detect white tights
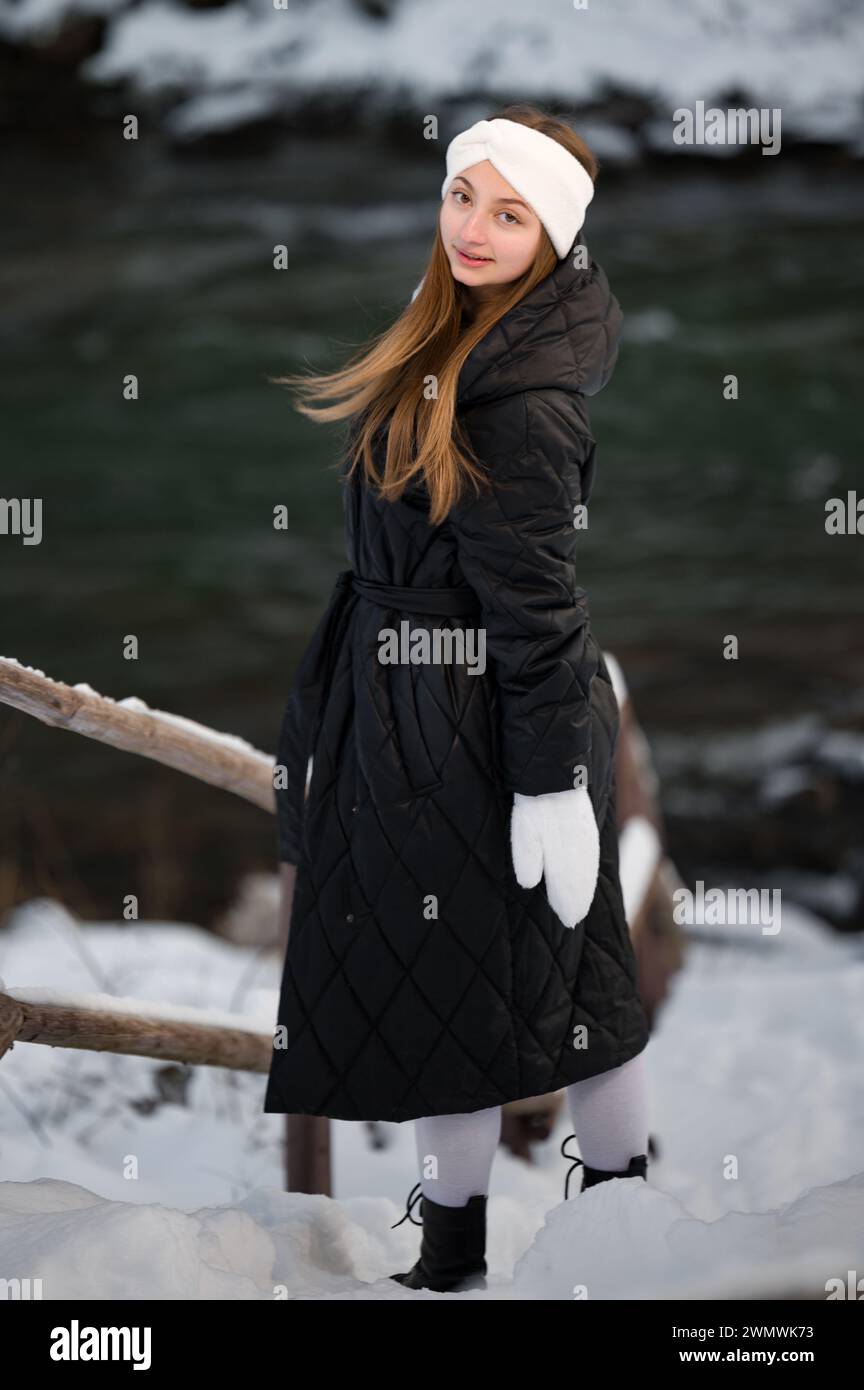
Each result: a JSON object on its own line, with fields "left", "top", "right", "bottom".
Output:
{"left": 413, "top": 1047, "right": 650, "bottom": 1207}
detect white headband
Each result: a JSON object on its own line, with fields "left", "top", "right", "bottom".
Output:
{"left": 441, "top": 117, "right": 595, "bottom": 260}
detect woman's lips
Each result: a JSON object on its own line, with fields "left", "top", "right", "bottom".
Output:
{"left": 455, "top": 247, "right": 493, "bottom": 267}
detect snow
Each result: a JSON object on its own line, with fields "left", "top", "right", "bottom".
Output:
{"left": 1, "top": 893, "right": 863, "bottom": 1299}
{"left": 0, "top": 654, "right": 50, "bottom": 680}
{"left": 112, "top": 698, "right": 269, "bottom": 759}
{"left": 618, "top": 815, "right": 661, "bottom": 924}
{"left": 1, "top": 0, "right": 861, "bottom": 147}
{"left": 656, "top": 713, "right": 864, "bottom": 783}
{"left": 601, "top": 649, "right": 628, "bottom": 711}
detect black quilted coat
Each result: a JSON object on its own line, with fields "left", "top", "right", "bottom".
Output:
{"left": 265, "top": 243, "right": 650, "bottom": 1122}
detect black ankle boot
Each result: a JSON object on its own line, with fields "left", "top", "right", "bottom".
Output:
{"left": 560, "top": 1135, "right": 649, "bottom": 1200}
{"left": 389, "top": 1183, "right": 488, "bottom": 1292}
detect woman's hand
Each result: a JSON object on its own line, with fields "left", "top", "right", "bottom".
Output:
{"left": 510, "top": 787, "right": 600, "bottom": 929}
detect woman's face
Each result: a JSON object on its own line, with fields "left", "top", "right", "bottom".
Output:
{"left": 439, "top": 160, "right": 542, "bottom": 300}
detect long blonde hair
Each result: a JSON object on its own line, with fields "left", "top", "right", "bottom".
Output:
{"left": 270, "top": 104, "right": 599, "bottom": 525}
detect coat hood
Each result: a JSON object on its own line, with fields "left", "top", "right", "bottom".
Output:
{"left": 456, "top": 239, "right": 623, "bottom": 409}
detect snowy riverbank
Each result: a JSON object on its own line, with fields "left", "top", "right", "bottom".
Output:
{"left": 0, "top": 0, "right": 862, "bottom": 152}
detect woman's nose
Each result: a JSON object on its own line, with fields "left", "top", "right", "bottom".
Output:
{"left": 461, "top": 209, "right": 486, "bottom": 241}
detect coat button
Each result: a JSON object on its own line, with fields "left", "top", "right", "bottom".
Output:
{"left": 351, "top": 803, "right": 359, "bottom": 814}
{"left": 346, "top": 913, "right": 354, "bottom": 923}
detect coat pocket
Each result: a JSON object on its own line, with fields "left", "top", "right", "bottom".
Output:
{"left": 358, "top": 646, "right": 443, "bottom": 805}
{"left": 394, "top": 660, "right": 443, "bottom": 798}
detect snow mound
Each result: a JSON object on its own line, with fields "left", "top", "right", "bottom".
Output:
{"left": 2, "top": 1168, "right": 862, "bottom": 1300}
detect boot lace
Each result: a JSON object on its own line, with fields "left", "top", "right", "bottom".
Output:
{"left": 561, "top": 1133, "right": 585, "bottom": 1200}
{"left": 390, "top": 1181, "right": 424, "bottom": 1229}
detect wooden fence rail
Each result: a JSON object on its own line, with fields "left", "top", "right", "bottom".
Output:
{"left": 0, "top": 986, "right": 271, "bottom": 1072}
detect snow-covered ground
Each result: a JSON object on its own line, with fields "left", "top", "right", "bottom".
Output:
{"left": 1, "top": 893, "right": 862, "bottom": 1299}
{"left": 0, "top": 0, "right": 861, "bottom": 152}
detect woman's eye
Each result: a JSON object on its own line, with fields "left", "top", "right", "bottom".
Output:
{"left": 452, "top": 194, "right": 522, "bottom": 226}
{"left": 450, "top": 190, "right": 518, "bottom": 224}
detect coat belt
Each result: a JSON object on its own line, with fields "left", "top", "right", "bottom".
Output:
{"left": 350, "top": 572, "right": 482, "bottom": 617}
{"left": 275, "top": 568, "right": 481, "bottom": 862}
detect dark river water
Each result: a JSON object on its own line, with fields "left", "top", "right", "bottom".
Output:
{"left": 1, "top": 131, "right": 862, "bottom": 930}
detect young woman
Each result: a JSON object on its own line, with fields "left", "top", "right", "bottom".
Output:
{"left": 266, "top": 104, "right": 652, "bottom": 1293}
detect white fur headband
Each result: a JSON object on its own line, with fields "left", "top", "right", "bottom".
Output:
{"left": 440, "top": 117, "right": 595, "bottom": 260}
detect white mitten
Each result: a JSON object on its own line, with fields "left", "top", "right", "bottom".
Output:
{"left": 510, "top": 787, "right": 600, "bottom": 929}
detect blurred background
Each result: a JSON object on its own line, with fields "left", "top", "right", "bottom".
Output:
{"left": 2, "top": 0, "right": 863, "bottom": 936}
{"left": 1, "top": 0, "right": 863, "bottom": 1296}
